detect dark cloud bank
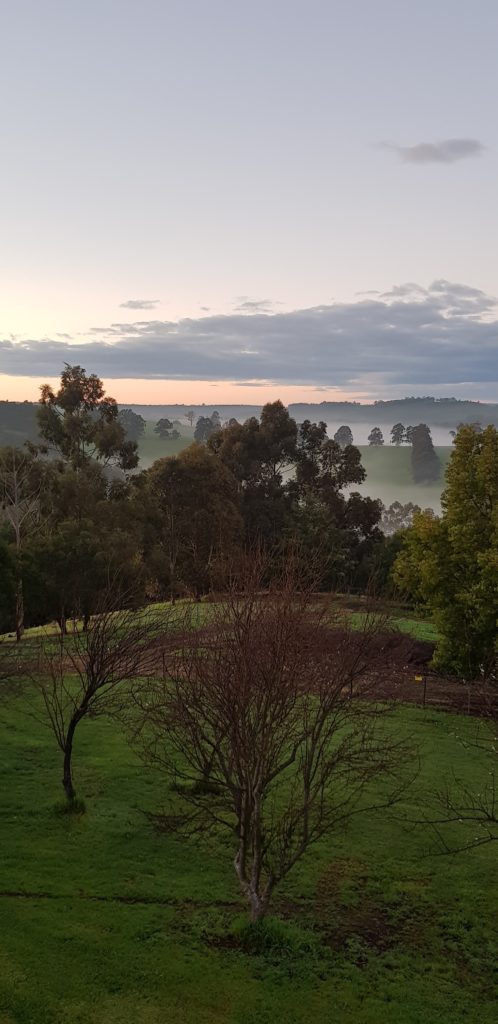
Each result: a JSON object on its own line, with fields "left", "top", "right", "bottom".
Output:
{"left": 1, "top": 281, "right": 497, "bottom": 393}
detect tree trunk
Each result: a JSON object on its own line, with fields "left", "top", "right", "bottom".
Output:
{"left": 249, "top": 890, "right": 269, "bottom": 922}
{"left": 235, "top": 841, "right": 271, "bottom": 922}
{"left": 62, "top": 719, "right": 77, "bottom": 801}
{"left": 15, "top": 574, "right": 24, "bottom": 643}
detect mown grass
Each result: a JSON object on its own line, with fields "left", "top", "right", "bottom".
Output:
{"left": 0, "top": 684, "right": 496, "bottom": 1023}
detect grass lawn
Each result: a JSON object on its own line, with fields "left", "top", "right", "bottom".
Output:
{"left": 1, "top": 600, "right": 438, "bottom": 650}
{"left": 1, "top": 684, "right": 496, "bottom": 1023}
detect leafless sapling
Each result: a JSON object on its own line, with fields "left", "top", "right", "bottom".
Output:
{"left": 33, "top": 590, "right": 177, "bottom": 805}
{"left": 138, "top": 564, "right": 414, "bottom": 921}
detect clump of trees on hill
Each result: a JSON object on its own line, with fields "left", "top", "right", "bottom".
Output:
{"left": 154, "top": 418, "right": 180, "bottom": 440}
{"left": 194, "top": 411, "right": 221, "bottom": 442}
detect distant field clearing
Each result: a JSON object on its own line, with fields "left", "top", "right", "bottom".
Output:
{"left": 137, "top": 429, "right": 452, "bottom": 511}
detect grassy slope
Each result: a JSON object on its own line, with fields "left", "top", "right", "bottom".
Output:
{"left": 356, "top": 446, "right": 453, "bottom": 511}
{"left": 136, "top": 433, "right": 452, "bottom": 510}
{"left": 137, "top": 422, "right": 193, "bottom": 468}
{"left": 1, "top": 689, "right": 496, "bottom": 1023}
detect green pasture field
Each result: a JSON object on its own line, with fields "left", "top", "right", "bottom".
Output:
{"left": 0, "top": 600, "right": 437, "bottom": 651}
{"left": 356, "top": 445, "right": 453, "bottom": 511}
{"left": 137, "top": 422, "right": 192, "bottom": 468}
{"left": 135, "top": 431, "right": 453, "bottom": 510}
{"left": 0, "top": 679, "right": 496, "bottom": 1023}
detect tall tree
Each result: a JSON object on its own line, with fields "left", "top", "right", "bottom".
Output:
{"left": 390, "top": 423, "right": 405, "bottom": 445}
{"left": 394, "top": 425, "right": 498, "bottom": 677}
{"left": 291, "top": 426, "right": 382, "bottom": 590}
{"left": 146, "top": 445, "right": 242, "bottom": 599}
{"left": 0, "top": 448, "right": 44, "bottom": 640}
{"left": 194, "top": 415, "right": 217, "bottom": 443}
{"left": 333, "top": 425, "right": 353, "bottom": 448}
{"left": 368, "top": 427, "right": 384, "bottom": 446}
{"left": 37, "top": 364, "right": 138, "bottom": 471}
{"left": 208, "top": 402, "right": 297, "bottom": 543}
{"left": 0, "top": 537, "right": 15, "bottom": 634}
{"left": 118, "top": 408, "right": 146, "bottom": 443}
{"left": 410, "top": 424, "right": 440, "bottom": 484}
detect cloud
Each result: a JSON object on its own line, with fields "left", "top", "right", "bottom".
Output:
{"left": 120, "top": 298, "right": 161, "bottom": 310}
{"left": 380, "top": 138, "right": 485, "bottom": 164}
{"left": 234, "top": 297, "right": 277, "bottom": 314}
{"left": 2, "top": 281, "right": 498, "bottom": 396}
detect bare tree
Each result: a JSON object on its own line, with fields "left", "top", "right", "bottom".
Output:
{"left": 137, "top": 564, "right": 414, "bottom": 920}
{"left": 32, "top": 591, "right": 177, "bottom": 805}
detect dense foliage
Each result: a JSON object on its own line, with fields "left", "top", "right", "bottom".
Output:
{"left": 394, "top": 425, "right": 498, "bottom": 677}
{"left": 0, "top": 372, "right": 395, "bottom": 632}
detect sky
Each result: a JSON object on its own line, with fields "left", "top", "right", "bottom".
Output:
{"left": 1, "top": 0, "right": 497, "bottom": 405}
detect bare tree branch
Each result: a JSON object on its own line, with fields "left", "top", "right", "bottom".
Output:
{"left": 136, "top": 558, "right": 415, "bottom": 920}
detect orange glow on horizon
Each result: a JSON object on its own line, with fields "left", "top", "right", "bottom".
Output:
{"left": 0, "top": 375, "right": 370, "bottom": 406}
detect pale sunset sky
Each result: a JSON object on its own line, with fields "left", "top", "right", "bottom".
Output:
{"left": 1, "top": 0, "right": 497, "bottom": 405}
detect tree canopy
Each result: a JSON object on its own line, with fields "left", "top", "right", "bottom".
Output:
{"left": 410, "top": 424, "right": 440, "bottom": 484}
{"left": 368, "top": 427, "right": 384, "bottom": 446}
{"left": 394, "top": 425, "right": 498, "bottom": 677}
{"left": 37, "top": 365, "right": 138, "bottom": 471}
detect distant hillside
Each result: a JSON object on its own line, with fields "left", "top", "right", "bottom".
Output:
{"left": 130, "top": 397, "right": 498, "bottom": 429}
{"left": 128, "top": 403, "right": 262, "bottom": 422}
{"left": 0, "top": 401, "right": 39, "bottom": 447}
{"left": 289, "top": 397, "right": 498, "bottom": 428}
{"left": 2, "top": 396, "right": 498, "bottom": 448}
